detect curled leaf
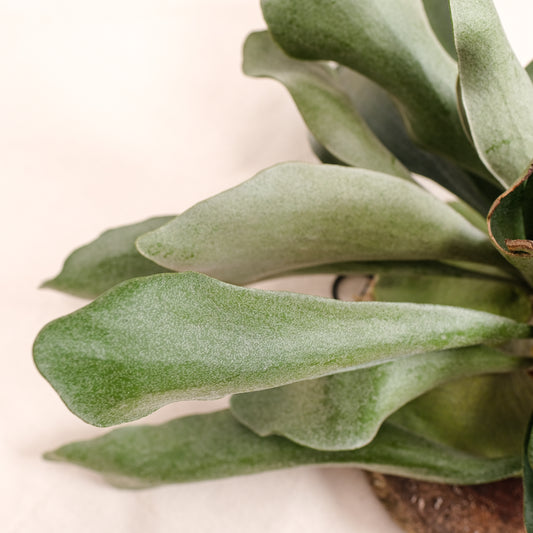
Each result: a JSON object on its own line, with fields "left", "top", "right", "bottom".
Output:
{"left": 488, "top": 163, "right": 533, "bottom": 286}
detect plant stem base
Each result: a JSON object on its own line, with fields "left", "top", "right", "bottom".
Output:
{"left": 366, "top": 471, "right": 524, "bottom": 533}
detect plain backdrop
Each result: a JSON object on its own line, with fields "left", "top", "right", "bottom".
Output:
{"left": 2, "top": 1, "right": 532, "bottom": 531}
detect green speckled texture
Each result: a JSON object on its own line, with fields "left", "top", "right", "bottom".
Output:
{"left": 261, "top": 0, "right": 484, "bottom": 176}
{"left": 451, "top": 0, "right": 533, "bottom": 186}
{"left": 46, "top": 409, "right": 523, "bottom": 489}
{"left": 243, "top": 31, "right": 411, "bottom": 178}
{"left": 231, "top": 347, "right": 532, "bottom": 450}
{"left": 136, "top": 163, "right": 501, "bottom": 285}
{"left": 33, "top": 1, "right": 533, "bottom": 518}
{"left": 334, "top": 67, "right": 500, "bottom": 214}
{"left": 33, "top": 272, "right": 530, "bottom": 427}
{"left": 390, "top": 372, "right": 533, "bottom": 458}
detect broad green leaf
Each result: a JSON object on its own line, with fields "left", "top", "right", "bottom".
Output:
{"left": 231, "top": 346, "right": 531, "bottom": 451}
{"left": 390, "top": 372, "right": 533, "bottom": 458}
{"left": 374, "top": 274, "right": 531, "bottom": 322}
{"left": 423, "top": 0, "right": 456, "bottom": 60}
{"left": 136, "top": 163, "right": 501, "bottom": 285}
{"left": 45, "top": 409, "right": 521, "bottom": 489}
{"left": 33, "top": 272, "right": 530, "bottom": 427}
{"left": 42, "top": 216, "right": 174, "bottom": 298}
{"left": 450, "top": 0, "right": 533, "bottom": 186}
{"left": 524, "top": 416, "right": 533, "bottom": 532}
{"left": 488, "top": 164, "right": 533, "bottom": 286}
{"left": 243, "top": 31, "right": 411, "bottom": 179}
{"left": 336, "top": 67, "right": 501, "bottom": 214}
{"left": 261, "top": 0, "right": 484, "bottom": 176}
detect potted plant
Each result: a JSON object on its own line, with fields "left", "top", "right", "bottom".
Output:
{"left": 33, "top": 0, "right": 533, "bottom": 531}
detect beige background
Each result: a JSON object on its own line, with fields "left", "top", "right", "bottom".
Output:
{"left": 2, "top": 1, "right": 532, "bottom": 531}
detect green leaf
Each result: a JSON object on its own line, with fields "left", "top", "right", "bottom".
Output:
{"left": 45, "top": 409, "right": 522, "bottom": 489}
{"left": 450, "top": 0, "right": 533, "bottom": 186}
{"left": 374, "top": 273, "right": 531, "bottom": 322}
{"left": 42, "top": 216, "right": 174, "bottom": 298}
{"left": 243, "top": 31, "right": 411, "bottom": 179}
{"left": 33, "top": 272, "right": 530, "bottom": 427}
{"left": 336, "top": 67, "right": 501, "bottom": 214}
{"left": 390, "top": 371, "right": 533, "bottom": 458}
{"left": 261, "top": 0, "right": 484, "bottom": 176}
{"left": 524, "top": 415, "right": 533, "bottom": 532}
{"left": 231, "top": 346, "right": 531, "bottom": 451}
{"left": 136, "top": 163, "right": 501, "bottom": 285}
{"left": 488, "top": 164, "right": 533, "bottom": 286}
{"left": 423, "top": 0, "right": 457, "bottom": 60}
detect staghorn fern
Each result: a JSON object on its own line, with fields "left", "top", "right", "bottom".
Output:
{"left": 33, "top": 0, "right": 533, "bottom": 529}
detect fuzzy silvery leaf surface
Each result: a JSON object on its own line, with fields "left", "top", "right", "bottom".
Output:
{"left": 34, "top": 1, "right": 533, "bottom": 530}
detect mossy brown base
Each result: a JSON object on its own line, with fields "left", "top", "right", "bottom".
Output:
{"left": 367, "top": 472, "right": 525, "bottom": 533}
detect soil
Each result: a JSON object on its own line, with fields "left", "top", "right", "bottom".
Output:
{"left": 367, "top": 472, "right": 525, "bottom": 533}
